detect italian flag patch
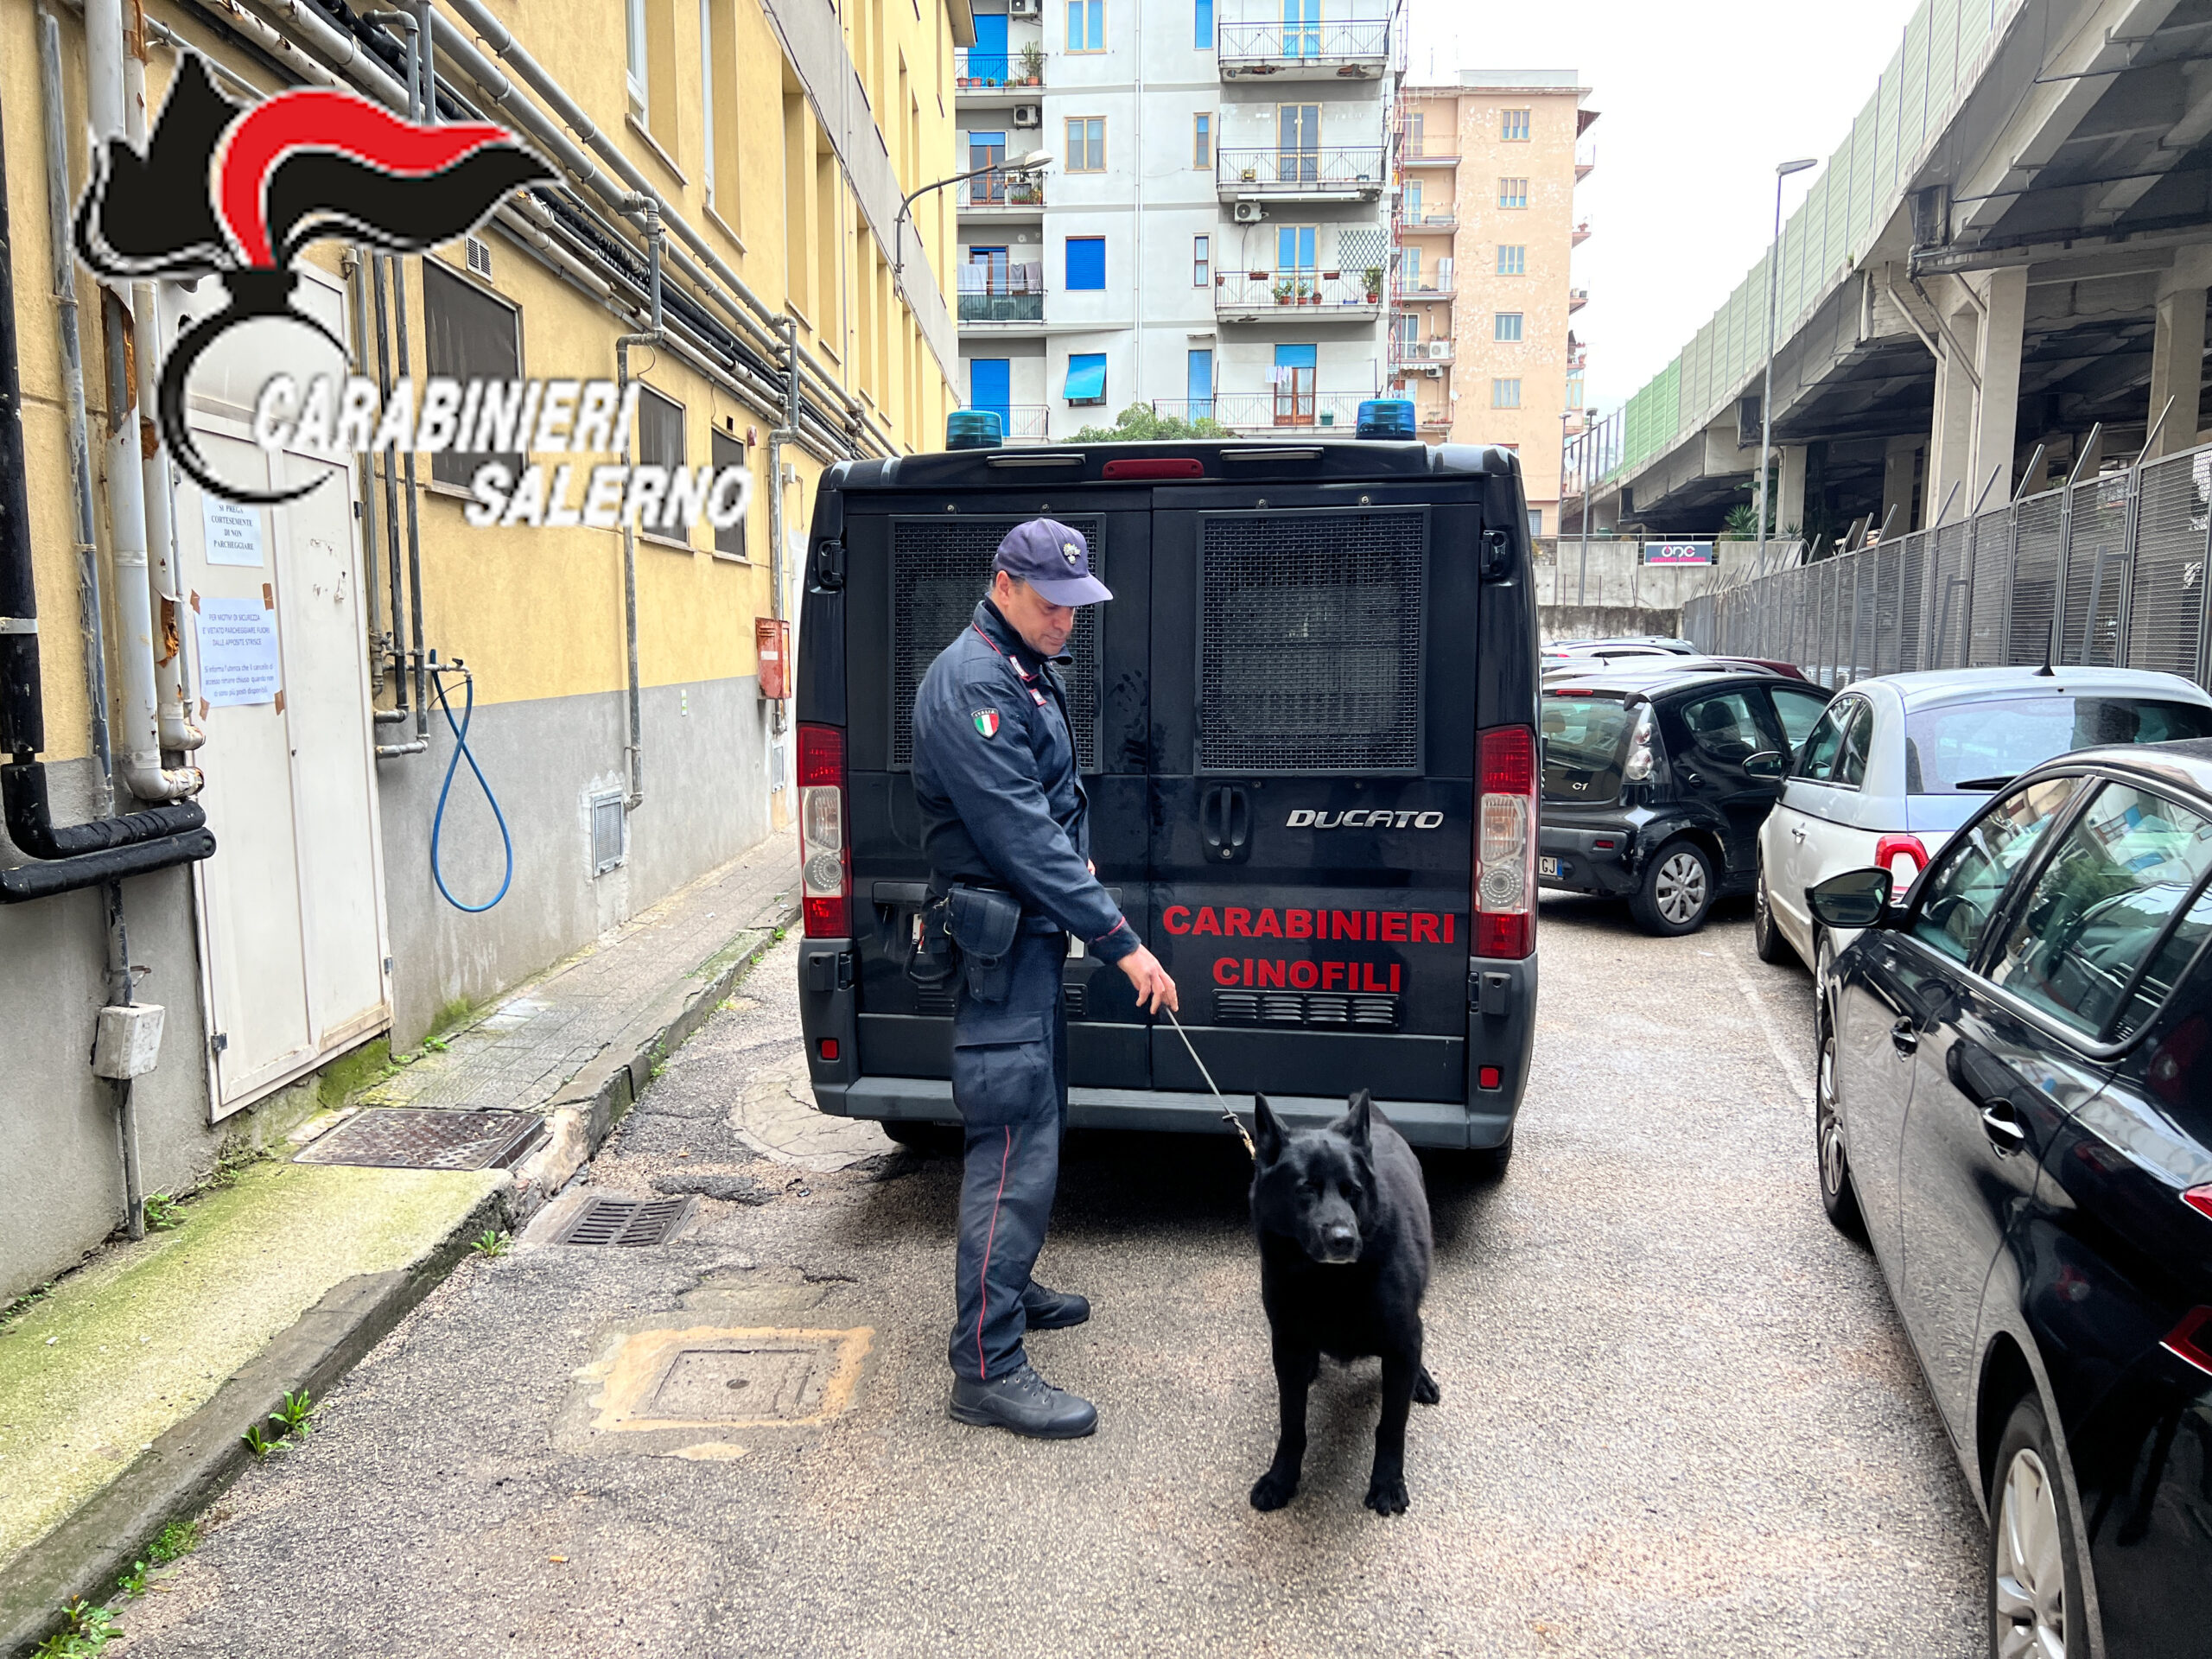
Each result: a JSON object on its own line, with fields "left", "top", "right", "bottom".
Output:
{"left": 973, "top": 709, "right": 1001, "bottom": 738}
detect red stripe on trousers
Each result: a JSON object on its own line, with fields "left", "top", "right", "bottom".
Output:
{"left": 975, "top": 1126, "right": 1014, "bottom": 1380}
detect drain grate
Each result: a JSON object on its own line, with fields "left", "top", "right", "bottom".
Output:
{"left": 558, "top": 1196, "right": 695, "bottom": 1247}
{"left": 294, "top": 1108, "right": 545, "bottom": 1171}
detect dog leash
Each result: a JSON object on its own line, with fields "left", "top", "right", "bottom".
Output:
{"left": 1161, "top": 1003, "right": 1256, "bottom": 1160}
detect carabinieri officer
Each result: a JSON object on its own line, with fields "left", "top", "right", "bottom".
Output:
{"left": 912, "top": 518, "right": 1179, "bottom": 1439}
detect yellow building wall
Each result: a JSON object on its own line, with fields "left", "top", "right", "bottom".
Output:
{"left": 1, "top": 0, "right": 960, "bottom": 758}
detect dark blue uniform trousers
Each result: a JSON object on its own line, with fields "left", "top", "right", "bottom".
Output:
{"left": 948, "top": 928, "right": 1069, "bottom": 1383}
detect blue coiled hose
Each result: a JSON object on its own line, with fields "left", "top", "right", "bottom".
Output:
{"left": 429, "top": 663, "right": 513, "bottom": 912}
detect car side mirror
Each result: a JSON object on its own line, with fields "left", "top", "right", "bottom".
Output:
{"left": 1808, "top": 867, "right": 1895, "bottom": 930}
{"left": 1744, "top": 749, "right": 1786, "bottom": 777}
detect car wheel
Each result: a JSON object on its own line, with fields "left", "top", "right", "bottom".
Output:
{"left": 880, "top": 1120, "right": 961, "bottom": 1154}
{"left": 1629, "top": 840, "right": 1714, "bottom": 937}
{"left": 1813, "top": 924, "right": 1835, "bottom": 1008}
{"left": 1752, "top": 861, "right": 1795, "bottom": 965}
{"left": 1989, "top": 1393, "right": 2086, "bottom": 1659}
{"left": 1469, "top": 1132, "right": 1513, "bottom": 1179}
{"left": 1815, "top": 1005, "right": 1867, "bottom": 1243}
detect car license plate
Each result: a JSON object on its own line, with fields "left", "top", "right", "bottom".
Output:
{"left": 1538, "top": 856, "right": 1562, "bottom": 879}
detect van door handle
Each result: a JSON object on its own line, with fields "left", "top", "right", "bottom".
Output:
{"left": 1980, "top": 1100, "right": 2028, "bottom": 1154}
{"left": 1201, "top": 785, "right": 1249, "bottom": 861}
{"left": 1790, "top": 825, "right": 1807, "bottom": 842}
{"left": 1891, "top": 1019, "right": 1918, "bottom": 1056}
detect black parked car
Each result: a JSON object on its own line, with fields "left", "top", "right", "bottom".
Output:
{"left": 1539, "top": 665, "right": 1833, "bottom": 935}
{"left": 1810, "top": 740, "right": 2212, "bottom": 1659}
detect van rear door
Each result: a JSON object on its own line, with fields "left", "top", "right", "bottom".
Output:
{"left": 844, "top": 494, "right": 1153, "bottom": 1091}
{"left": 1146, "top": 481, "right": 1482, "bottom": 1103}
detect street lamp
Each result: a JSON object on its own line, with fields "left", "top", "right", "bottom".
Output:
{"left": 893, "top": 150, "right": 1053, "bottom": 297}
{"left": 1757, "top": 157, "right": 1818, "bottom": 573}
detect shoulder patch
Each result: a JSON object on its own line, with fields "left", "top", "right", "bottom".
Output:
{"left": 973, "top": 709, "right": 1001, "bottom": 739}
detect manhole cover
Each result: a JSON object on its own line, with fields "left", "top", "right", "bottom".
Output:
{"left": 294, "top": 1109, "right": 544, "bottom": 1171}
{"left": 589, "top": 1326, "right": 874, "bottom": 1433}
{"left": 652, "top": 1344, "right": 832, "bottom": 1421}
{"left": 558, "top": 1197, "right": 695, "bottom": 1247}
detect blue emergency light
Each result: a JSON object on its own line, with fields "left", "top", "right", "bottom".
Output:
{"left": 1356, "top": 398, "right": 1415, "bottom": 440}
{"left": 946, "top": 409, "right": 1004, "bottom": 449}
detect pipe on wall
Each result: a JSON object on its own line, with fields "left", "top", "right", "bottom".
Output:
{"left": 614, "top": 198, "right": 664, "bottom": 812}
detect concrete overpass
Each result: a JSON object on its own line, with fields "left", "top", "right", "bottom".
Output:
{"left": 1568, "top": 0, "right": 2212, "bottom": 543}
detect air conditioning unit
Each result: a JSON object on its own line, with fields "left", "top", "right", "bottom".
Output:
{"left": 1009, "top": 0, "right": 1039, "bottom": 16}
{"left": 1232, "top": 200, "right": 1266, "bottom": 224}
{"left": 1013, "top": 103, "right": 1041, "bottom": 128}
{"left": 1418, "top": 365, "right": 1443, "bottom": 378}
{"left": 1424, "top": 340, "right": 1452, "bottom": 359}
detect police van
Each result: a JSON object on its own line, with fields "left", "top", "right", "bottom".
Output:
{"left": 792, "top": 409, "right": 1540, "bottom": 1161}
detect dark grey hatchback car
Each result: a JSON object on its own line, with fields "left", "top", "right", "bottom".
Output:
{"left": 1811, "top": 739, "right": 2212, "bottom": 1659}
{"left": 1538, "top": 665, "right": 1833, "bottom": 935}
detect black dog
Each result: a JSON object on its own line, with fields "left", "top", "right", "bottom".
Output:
{"left": 1247, "top": 1090, "right": 1439, "bottom": 1516}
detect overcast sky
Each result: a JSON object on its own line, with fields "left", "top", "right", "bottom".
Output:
{"left": 1407, "top": 0, "right": 1925, "bottom": 414}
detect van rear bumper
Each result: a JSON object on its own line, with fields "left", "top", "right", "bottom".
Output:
{"left": 814, "top": 1078, "right": 1516, "bottom": 1152}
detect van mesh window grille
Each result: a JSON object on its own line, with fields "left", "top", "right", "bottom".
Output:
{"left": 1198, "top": 509, "right": 1425, "bottom": 771}
{"left": 890, "top": 515, "right": 1103, "bottom": 770}
{"left": 1212, "top": 989, "right": 1400, "bottom": 1030}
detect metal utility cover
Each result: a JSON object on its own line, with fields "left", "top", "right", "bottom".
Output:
{"left": 293, "top": 1108, "right": 545, "bottom": 1171}
{"left": 590, "top": 1326, "right": 874, "bottom": 1433}
{"left": 556, "top": 1196, "right": 695, "bottom": 1248}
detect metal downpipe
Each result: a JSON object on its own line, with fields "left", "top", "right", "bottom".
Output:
{"left": 614, "top": 201, "right": 663, "bottom": 811}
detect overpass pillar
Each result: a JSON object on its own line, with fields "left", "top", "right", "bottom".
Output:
{"left": 1970, "top": 268, "right": 2025, "bottom": 505}
{"left": 1925, "top": 298, "right": 1978, "bottom": 526}
{"left": 1926, "top": 270, "right": 2025, "bottom": 523}
{"left": 1776, "top": 445, "right": 1808, "bottom": 537}
{"left": 2149, "top": 251, "right": 2211, "bottom": 456}
{"left": 1883, "top": 435, "right": 1924, "bottom": 535}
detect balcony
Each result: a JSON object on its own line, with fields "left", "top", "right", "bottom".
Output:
{"left": 957, "top": 276, "right": 1046, "bottom": 327}
{"left": 1575, "top": 144, "right": 1596, "bottom": 181}
{"left": 974, "top": 405, "right": 1051, "bottom": 444}
{"left": 1213, "top": 269, "right": 1385, "bottom": 322}
{"left": 1392, "top": 279, "right": 1453, "bottom": 304}
{"left": 1417, "top": 408, "right": 1452, "bottom": 433}
{"left": 1394, "top": 211, "right": 1458, "bottom": 236}
{"left": 957, "top": 174, "right": 1046, "bottom": 218}
{"left": 1572, "top": 218, "right": 1592, "bottom": 246}
{"left": 954, "top": 45, "right": 1045, "bottom": 102}
{"left": 1148, "top": 394, "right": 1370, "bottom": 432}
{"left": 1568, "top": 287, "right": 1589, "bottom": 313}
{"left": 1216, "top": 146, "right": 1387, "bottom": 201}
{"left": 1398, "top": 142, "right": 1459, "bottom": 167}
{"left": 1217, "top": 18, "right": 1389, "bottom": 80}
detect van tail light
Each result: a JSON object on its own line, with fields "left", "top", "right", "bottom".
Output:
{"left": 2185, "top": 1185, "right": 2212, "bottom": 1223}
{"left": 1476, "top": 725, "right": 1536, "bottom": 958}
{"left": 2164, "top": 1306, "right": 2212, "bottom": 1378}
{"left": 798, "top": 722, "right": 850, "bottom": 938}
{"left": 1875, "top": 833, "right": 1929, "bottom": 887}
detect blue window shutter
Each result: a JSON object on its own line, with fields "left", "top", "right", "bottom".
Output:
{"left": 1065, "top": 236, "right": 1106, "bottom": 289}
{"left": 1272, "top": 343, "right": 1315, "bottom": 370}
{"left": 1186, "top": 348, "right": 1212, "bottom": 404}
{"left": 969, "top": 359, "right": 1011, "bottom": 421}
{"left": 970, "top": 14, "right": 1007, "bottom": 79}
{"left": 1065, "top": 353, "right": 1108, "bottom": 403}
{"left": 1195, "top": 0, "right": 1212, "bottom": 48}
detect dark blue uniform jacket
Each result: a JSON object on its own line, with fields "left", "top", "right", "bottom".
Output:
{"left": 912, "top": 600, "right": 1136, "bottom": 964}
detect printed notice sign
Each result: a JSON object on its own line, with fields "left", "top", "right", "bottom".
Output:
{"left": 194, "top": 598, "right": 282, "bottom": 707}
{"left": 200, "top": 495, "right": 265, "bottom": 567}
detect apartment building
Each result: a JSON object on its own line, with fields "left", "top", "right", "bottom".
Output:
{"left": 0, "top": 0, "right": 968, "bottom": 1292}
{"left": 953, "top": 0, "right": 1398, "bottom": 440}
{"left": 1392, "top": 71, "right": 1593, "bottom": 531}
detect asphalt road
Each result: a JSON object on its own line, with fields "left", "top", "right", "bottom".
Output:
{"left": 119, "top": 896, "right": 1985, "bottom": 1657}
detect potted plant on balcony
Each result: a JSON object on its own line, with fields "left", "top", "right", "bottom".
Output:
{"left": 1272, "top": 278, "right": 1294, "bottom": 305}
{"left": 1363, "top": 264, "right": 1383, "bottom": 302}
{"left": 1020, "top": 41, "right": 1044, "bottom": 83}
{"left": 1299, "top": 278, "right": 1318, "bottom": 305}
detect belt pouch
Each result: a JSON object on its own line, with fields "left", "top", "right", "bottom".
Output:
{"left": 946, "top": 884, "right": 1022, "bottom": 1004}
{"left": 906, "top": 894, "right": 960, "bottom": 988}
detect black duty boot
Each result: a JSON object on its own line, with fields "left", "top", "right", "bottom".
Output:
{"left": 949, "top": 1364, "right": 1098, "bottom": 1439}
{"left": 1022, "top": 1282, "right": 1091, "bottom": 1331}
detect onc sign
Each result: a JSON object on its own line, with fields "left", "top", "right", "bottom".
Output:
{"left": 1643, "top": 542, "right": 1714, "bottom": 566}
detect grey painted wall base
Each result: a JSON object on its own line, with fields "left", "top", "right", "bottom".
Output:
{"left": 1541, "top": 605, "right": 1685, "bottom": 645}
{"left": 373, "top": 674, "right": 775, "bottom": 1047}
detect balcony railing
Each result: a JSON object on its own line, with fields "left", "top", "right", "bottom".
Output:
{"left": 1389, "top": 341, "right": 1456, "bottom": 369}
{"left": 958, "top": 174, "right": 1047, "bottom": 211}
{"left": 1398, "top": 143, "right": 1459, "bottom": 165}
{"left": 1214, "top": 270, "right": 1385, "bottom": 318}
{"left": 1394, "top": 212, "right": 1458, "bottom": 235}
{"left": 1216, "top": 146, "right": 1387, "bottom": 196}
{"left": 1217, "top": 18, "right": 1389, "bottom": 76}
{"left": 1148, "top": 394, "right": 1370, "bottom": 431}
{"left": 957, "top": 285, "right": 1046, "bottom": 324}
{"left": 969, "top": 404, "right": 1051, "bottom": 444}
{"left": 1572, "top": 219, "right": 1592, "bottom": 245}
{"left": 1393, "top": 279, "right": 1454, "bottom": 302}
{"left": 954, "top": 47, "right": 1044, "bottom": 90}
{"left": 1416, "top": 409, "right": 1452, "bottom": 430}
{"left": 1568, "top": 287, "right": 1589, "bottom": 311}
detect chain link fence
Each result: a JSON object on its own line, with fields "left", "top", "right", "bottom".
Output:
{"left": 1682, "top": 444, "right": 2212, "bottom": 692}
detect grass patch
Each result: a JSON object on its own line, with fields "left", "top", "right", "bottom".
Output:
{"left": 315, "top": 1038, "right": 395, "bottom": 1109}
{"left": 1, "top": 1279, "right": 58, "bottom": 1332}
{"left": 33, "top": 1597, "right": 118, "bottom": 1656}
{"left": 141, "top": 1194, "right": 184, "bottom": 1232}
{"left": 147, "top": 1519, "right": 199, "bottom": 1563}
{"left": 470, "top": 1230, "right": 512, "bottom": 1259}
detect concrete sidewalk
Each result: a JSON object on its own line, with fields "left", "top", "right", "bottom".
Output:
{"left": 0, "top": 830, "right": 797, "bottom": 1654}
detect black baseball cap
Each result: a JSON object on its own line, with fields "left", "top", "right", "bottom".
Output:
{"left": 992, "top": 518, "right": 1112, "bottom": 606}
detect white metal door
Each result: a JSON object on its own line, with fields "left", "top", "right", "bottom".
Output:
{"left": 170, "top": 268, "right": 391, "bottom": 1116}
